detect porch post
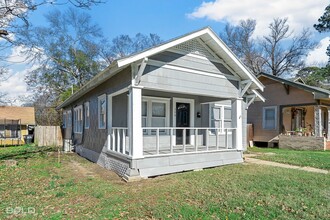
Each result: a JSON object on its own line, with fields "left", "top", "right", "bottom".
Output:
{"left": 232, "top": 98, "right": 243, "bottom": 150}
{"left": 314, "top": 106, "right": 322, "bottom": 137}
{"left": 107, "top": 95, "right": 113, "bottom": 151}
{"left": 128, "top": 86, "right": 143, "bottom": 158}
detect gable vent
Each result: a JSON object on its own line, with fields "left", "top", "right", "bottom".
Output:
{"left": 173, "top": 39, "right": 215, "bottom": 59}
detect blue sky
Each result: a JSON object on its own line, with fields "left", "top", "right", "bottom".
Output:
{"left": 1, "top": 0, "right": 329, "bottom": 105}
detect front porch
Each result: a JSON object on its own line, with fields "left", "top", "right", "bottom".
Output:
{"left": 278, "top": 104, "right": 330, "bottom": 150}
{"left": 104, "top": 86, "right": 244, "bottom": 179}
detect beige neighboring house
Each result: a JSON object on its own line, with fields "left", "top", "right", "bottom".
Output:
{"left": 0, "top": 106, "right": 36, "bottom": 145}
{"left": 248, "top": 72, "right": 330, "bottom": 150}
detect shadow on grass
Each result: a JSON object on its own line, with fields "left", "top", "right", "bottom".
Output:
{"left": 0, "top": 146, "right": 57, "bottom": 160}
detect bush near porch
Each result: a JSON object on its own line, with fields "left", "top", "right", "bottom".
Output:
{"left": 0, "top": 147, "right": 329, "bottom": 219}
{"left": 247, "top": 147, "right": 330, "bottom": 170}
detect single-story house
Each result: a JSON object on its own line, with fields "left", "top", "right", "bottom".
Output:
{"left": 248, "top": 72, "right": 330, "bottom": 150}
{"left": 0, "top": 106, "right": 35, "bottom": 145}
{"left": 57, "top": 27, "right": 265, "bottom": 181}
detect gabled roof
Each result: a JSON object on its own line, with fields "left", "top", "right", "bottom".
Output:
{"left": 258, "top": 72, "right": 330, "bottom": 99}
{"left": 58, "top": 27, "right": 264, "bottom": 109}
{"left": 0, "top": 106, "right": 35, "bottom": 125}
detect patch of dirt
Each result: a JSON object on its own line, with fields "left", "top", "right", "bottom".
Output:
{"left": 61, "top": 153, "right": 124, "bottom": 184}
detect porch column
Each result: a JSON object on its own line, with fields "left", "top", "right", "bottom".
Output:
{"left": 128, "top": 86, "right": 143, "bottom": 158}
{"left": 314, "top": 106, "right": 322, "bottom": 137}
{"left": 232, "top": 98, "right": 243, "bottom": 150}
{"left": 107, "top": 95, "right": 113, "bottom": 151}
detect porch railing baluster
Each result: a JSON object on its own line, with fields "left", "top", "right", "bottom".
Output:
{"left": 206, "top": 128, "right": 209, "bottom": 151}
{"left": 195, "top": 128, "right": 198, "bottom": 152}
{"left": 156, "top": 128, "right": 160, "bottom": 155}
{"left": 225, "top": 129, "right": 228, "bottom": 149}
{"left": 183, "top": 128, "right": 186, "bottom": 153}
{"left": 117, "top": 129, "right": 120, "bottom": 152}
{"left": 122, "top": 129, "right": 126, "bottom": 154}
{"left": 216, "top": 128, "right": 219, "bottom": 150}
{"left": 170, "top": 128, "right": 173, "bottom": 154}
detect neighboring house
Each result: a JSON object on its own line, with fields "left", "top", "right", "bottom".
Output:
{"left": 0, "top": 106, "right": 36, "bottom": 145}
{"left": 57, "top": 27, "right": 265, "bottom": 181}
{"left": 248, "top": 72, "right": 330, "bottom": 150}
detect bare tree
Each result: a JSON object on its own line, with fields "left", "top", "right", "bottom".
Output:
{"left": 221, "top": 18, "right": 317, "bottom": 76}
{"left": 261, "top": 18, "right": 317, "bottom": 76}
{"left": 0, "top": 0, "right": 104, "bottom": 41}
{"left": 221, "top": 19, "right": 265, "bottom": 75}
{"left": 100, "top": 33, "right": 162, "bottom": 63}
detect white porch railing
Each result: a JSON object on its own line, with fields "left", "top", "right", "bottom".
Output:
{"left": 108, "top": 127, "right": 129, "bottom": 155}
{"left": 108, "top": 127, "right": 237, "bottom": 157}
{"left": 142, "top": 127, "right": 237, "bottom": 156}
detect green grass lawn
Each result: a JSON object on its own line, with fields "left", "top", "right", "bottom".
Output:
{"left": 0, "top": 144, "right": 56, "bottom": 160}
{"left": 247, "top": 147, "right": 330, "bottom": 170}
{"left": 0, "top": 146, "right": 329, "bottom": 219}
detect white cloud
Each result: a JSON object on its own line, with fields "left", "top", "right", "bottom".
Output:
{"left": 6, "top": 46, "right": 29, "bottom": 63}
{"left": 0, "top": 64, "right": 37, "bottom": 106}
{"left": 188, "top": 0, "right": 328, "bottom": 36}
{"left": 306, "top": 37, "right": 330, "bottom": 66}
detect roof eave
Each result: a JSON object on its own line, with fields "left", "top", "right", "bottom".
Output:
{"left": 56, "top": 61, "right": 121, "bottom": 110}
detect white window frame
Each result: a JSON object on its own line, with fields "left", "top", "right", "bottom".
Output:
{"left": 98, "top": 94, "right": 107, "bottom": 129}
{"left": 67, "top": 110, "right": 72, "bottom": 127}
{"left": 73, "top": 105, "right": 83, "bottom": 134}
{"left": 84, "top": 102, "right": 90, "bottom": 129}
{"left": 262, "top": 106, "right": 277, "bottom": 130}
{"left": 63, "top": 112, "right": 67, "bottom": 128}
{"left": 209, "top": 104, "right": 232, "bottom": 134}
{"left": 142, "top": 96, "right": 170, "bottom": 135}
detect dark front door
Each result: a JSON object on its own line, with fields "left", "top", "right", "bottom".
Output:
{"left": 176, "top": 103, "right": 190, "bottom": 145}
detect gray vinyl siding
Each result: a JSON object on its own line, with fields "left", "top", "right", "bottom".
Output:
{"left": 62, "top": 67, "right": 131, "bottom": 153}
{"left": 141, "top": 51, "right": 239, "bottom": 98}
{"left": 150, "top": 51, "right": 234, "bottom": 76}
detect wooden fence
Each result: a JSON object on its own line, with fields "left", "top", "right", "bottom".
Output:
{"left": 246, "top": 124, "right": 254, "bottom": 147}
{"left": 34, "top": 126, "right": 63, "bottom": 147}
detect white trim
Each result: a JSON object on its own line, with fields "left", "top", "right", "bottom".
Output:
{"left": 98, "top": 94, "right": 107, "bottom": 129}
{"left": 117, "top": 28, "right": 211, "bottom": 67}
{"left": 73, "top": 105, "right": 83, "bottom": 134}
{"left": 209, "top": 104, "right": 232, "bottom": 134}
{"left": 240, "top": 80, "right": 253, "bottom": 97}
{"left": 172, "top": 97, "right": 195, "bottom": 145}
{"left": 148, "top": 59, "right": 239, "bottom": 81}
{"left": 246, "top": 96, "right": 256, "bottom": 109}
{"left": 109, "top": 87, "right": 129, "bottom": 97}
{"left": 262, "top": 106, "right": 278, "bottom": 130}
{"left": 252, "top": 89, "right": 266, "bottom": 102}
{"left": 142, "top": 96, "right": 171, "bottom": 134}
{"left": 129, "top": 87, "right": 143, "bottom": 158}
{"left": 135, "top": 57, "right": 148, "bottom": 86}
{"left": 232, "top": 98, "right": 243, "bottom": 150}
{"left": 62, "top": 112, "right": 67, "bottom": 128}
{"left": 116, "top": 27, "right": 263, "bottom": 91}
{"left": 84, "top": 102, "right": 90, "bottom": 129}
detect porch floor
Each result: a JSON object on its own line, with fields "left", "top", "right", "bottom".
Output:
{"left": 143, "top": 145, "right": 233, "bottom": 155}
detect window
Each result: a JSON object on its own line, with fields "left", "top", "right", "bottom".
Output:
{"left": 142, "top": 97, "right": 170, "bottom": 134}
{"left": 67, "top": 110, "right": 72, "bottom": 127}
{"left": 263, "top": 106, "right": 277, "bottom": 130}
{"left": 63, "top": 112, "right": 67, "bottom": 128}
{"left": 210, "top": 104, "right": 232, "bottom": 133}
{"left": 84, "top": 102, "right": 90, "bottom": 129}
{"left": 74, "top": 106, "right": 83, "bottom": 133}
{"left": 98, "top": 94, "right": 106, "bottom": 129}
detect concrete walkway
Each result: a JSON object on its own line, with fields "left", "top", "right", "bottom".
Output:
{"left": 244, "top": 156, "right": 329, "bottom": 174}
